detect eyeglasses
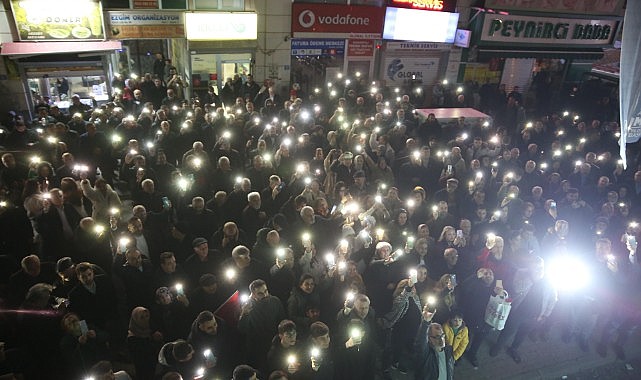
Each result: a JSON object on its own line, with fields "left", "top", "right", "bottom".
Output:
{"left": 429, "top": 333, "right": 445, "bottom": 340}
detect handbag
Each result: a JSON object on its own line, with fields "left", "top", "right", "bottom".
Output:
{"left": 484, "top": 290, "right": 512, "bottom": 330}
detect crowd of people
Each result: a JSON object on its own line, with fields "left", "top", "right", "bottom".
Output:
{"left": 0, "top": 68, "right": 640, "bottom": 380}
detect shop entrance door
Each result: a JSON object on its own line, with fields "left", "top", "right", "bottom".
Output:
{"left": 190, "top": 53, "right": 252, "bottom": 100}
{"left": 221, "top": 59, "right": 251, "bottom": 84}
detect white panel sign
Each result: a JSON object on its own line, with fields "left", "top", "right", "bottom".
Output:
{"left": 384, "top": 57, "right": 440, "bottom": 84}
{"left": 185, "top": 13, "right": 257, "bottom": 41}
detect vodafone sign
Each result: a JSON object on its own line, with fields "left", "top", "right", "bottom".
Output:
{"left": 292, "top": 3, "right": 385, "bottom": 39}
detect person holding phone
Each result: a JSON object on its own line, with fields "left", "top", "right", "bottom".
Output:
{"left": 412, "top": 305, "right": 455, "bottom": 380}
{"left": 379, "top": 277, "right": 422, "bottom": 377}
{"left": 59, "top": 312, "right": 110, "bottom": 377}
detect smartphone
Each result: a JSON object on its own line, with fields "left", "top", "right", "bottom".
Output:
{"left": 277, "top": 182, "right": 285, "bottom": 192}
{"left": 447, "top": 165, "right": 453, "bottom": 174}
{"left": 162, "top": 196, "right": 171, "bottom": 210}
{"left": 550, "top": 201, "right": 557, "bottom": 208}
{"left": 450, "top": 274, "right": 457, "bottom": 288}
{"left": 409, "top": 270, "right": 418, "bottom": 284}
{"left": 79, "top": 320, "right": 89, "bottom": 335}
{"left": 627, "top": 234, "right": 637, "bottom": 246}
{"left": 456, "top": 230, "right": 463, "bottom": 238}
{"left": 496, "top": 279, "right": 503, "bottom": 289}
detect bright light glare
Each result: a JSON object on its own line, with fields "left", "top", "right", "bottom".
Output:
{"left": 547, "top": 256, "right": 589, "bottom": 291}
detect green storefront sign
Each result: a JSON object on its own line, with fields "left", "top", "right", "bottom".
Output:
{"left": 488, "top": 19, "right": 611, "bottom": 41}
{"left": 480, "top": 14, "right": 618, "bottom": 46}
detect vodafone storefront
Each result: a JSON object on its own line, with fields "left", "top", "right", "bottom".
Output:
{"left": 290, "top": 3, "right": 385, "bottom": 94}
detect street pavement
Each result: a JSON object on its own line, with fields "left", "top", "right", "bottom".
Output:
{"left": 387, "top": 327, "right": 641, "bottom": 380}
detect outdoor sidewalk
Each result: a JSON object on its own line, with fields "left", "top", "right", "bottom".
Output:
{"left": 388, "top": 328, "right": 641, "bottom": 380}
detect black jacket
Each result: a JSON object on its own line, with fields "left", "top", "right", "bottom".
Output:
{"left": 413, "top": 321, "right": 455, "bottom": 380}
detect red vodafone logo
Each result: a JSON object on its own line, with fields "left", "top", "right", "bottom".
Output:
{"left": 299, "top": 10, "right": 316, "bottom": 28}
{"left": 292, "top": 3, "right": 385, "bottom": 37}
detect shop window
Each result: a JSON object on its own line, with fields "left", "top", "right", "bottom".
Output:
{"left": 194, "top": 0, "right": 244, "bottom": 10}
{"left": 103, "top": 0, "right": 131, "bottom": 8}
{"left": 161, "top": 0, "right": 187, "bottom": 9}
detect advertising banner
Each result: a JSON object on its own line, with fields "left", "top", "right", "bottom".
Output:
{"left": 107, "top": 11, "right": 184, "bottom": 39}
{"left": 292, "top": 3, "right": 385, "bottom": 39}
{"left": 291, "top": 39, "right": 345, "bottom": 56}
{"left": 385, "top": 41, "right": 448, "bottom": 53}
{"left": 480, "top": 14, "right": 618, "bottom": 46}
{"left": 484, "top": 0, "right": 624, "bottom": 16}
{"left": 347, "top": 39, "right": 375, "bottom": 57}
{"left": 10, "top": 0, "right": 105, "bottom": 41}
{"left": 619, "top": 0, "right": 641, "bottom": 166}
{"left": 384, "top": 56, "right": 440, "bottom": 84}
{"left": 383, "top": 7, "right": 458, "bottom": 43}
{"left": 389, "top": 0, "right": 456, "bottom": 13}
{"left": 185, "top": 13, "right": 257, "bottom": 41}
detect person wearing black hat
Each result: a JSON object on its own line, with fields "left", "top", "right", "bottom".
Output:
{"left": 349, "top": 170, "right": 371, "bottom": 202}
{"left": 188, "top": 273, "right": 227, "bottom": 318}
{"left": 233, "top": 364, "right": 258, "bottom": 380}
{"left": 183, "top": 238, "right": 222, "bottom": 289}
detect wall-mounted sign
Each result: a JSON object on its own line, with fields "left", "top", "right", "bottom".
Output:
{"left": 384, "top": 56, "right": 440, "bottom": 84}
{"left": 107, "top": 11, "right": 184, "bottom": 39}
{"left": 291, "top": 39, "right": 345, "bottom": 56}
{"left": 480, "top": 14, "right": 618, "bottom": 46}
{"left": 347, "top": 39, "right": 375, "bottom": 57}
{"left": 385, "top": 41, "right": 448, "bottom": 53}
{"left": 185, "top": 13, "right": 257, "bottom": 40}
{"left": 484, "top": 0, "right": 624, "bottom": 16}
{"left": 133, "top": 0, "right": 159, "bottom": 8}
{"left": 10, "top": 0, "right": 105, "bottom": 41}
{"left": 383, "top": 7, "right": 458, "bottom": 43}
{"left": 292, "top": 3, "right": 385, "bottom": 39}
{"left": 389, "top": 0, "right": 456, "bottom": 13}
{"left": 454, "top": 29, "right": 471, "bottom": 48}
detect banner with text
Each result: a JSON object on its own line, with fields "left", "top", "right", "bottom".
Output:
{"left": 385, "top": 41, "right": 448, "bottom": 53}
{"left": 292, "top": 3, "right": 385, "bottom": 39}
{"left": 480, "top": 14, "right": 618, "bottom": 47}
{"left": 347, "top": 40, "right": 375, "bottom": 57}
{"left": 107, "top": 11, "right": 184, "bottom": 39}
{"left": 133, "top": 0, "right": 159, "bottom": 8}
{"left": 384, "top": 56, "right": 440, "bottom": 84}
{"left": 10, "top": 0, "right": 105, "bottom": 41}
{"left": 291, "top": 39, "right": 345, "bottom": 56}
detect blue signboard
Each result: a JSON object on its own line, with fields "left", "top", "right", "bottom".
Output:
{"left": 291, "top": 39, "right": 345, "bottom": 56}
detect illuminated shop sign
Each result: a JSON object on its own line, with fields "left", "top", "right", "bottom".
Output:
{"left": 292, "top": 3, "right": 385, "bottom": 39}
{"left": 383, "top": 7, "right": 458, "bottom": 43}
{"left": 10, "top": 0, "right": 105, "bottom": 41}
{"left": 107, "top": 11, "right": 184, "bottom": 39}
{"left": 481, "top": 14, "right": 618, "bottom": 46}
{"left": 389, "top": 0, "right": 456, "bottom": 13}
{"left": 185, "top": 13, "right": 257, "bottom": 41}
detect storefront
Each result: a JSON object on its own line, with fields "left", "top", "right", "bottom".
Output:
{"left": 185, "top": 12, "right": 257, "bottom": 100}
{"left": 379, "top": 3, "right": 460, "bottom": 106}
{"left": 1, "top": 0, "right": 118, "bottom": 115}
{"left": 102, "top": 0, "right": 253, "bottom": 101}
{"left": 105, "top": 9, "right": 185, "bottom": 82}
{"left": 290, "top": 2, "right": 385, "bottom": 94}
{"left": 463, "top": 0, "right": 623, "bottom": 111}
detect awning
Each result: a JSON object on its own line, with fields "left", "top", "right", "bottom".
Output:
{"left": 0, "top": 40, "right": 122, "bottom": 56}
{"left": 478, "top": 47, "right": 605, "bottom": 60}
